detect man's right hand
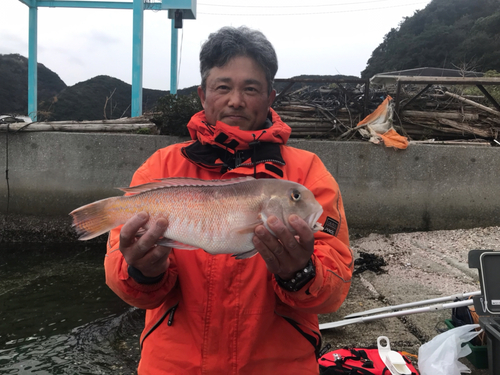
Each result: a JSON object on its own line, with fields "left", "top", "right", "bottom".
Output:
{"left": 119, "top": 212, "right": 172, "bottom": 278}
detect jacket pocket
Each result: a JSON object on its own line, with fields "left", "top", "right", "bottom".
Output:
{"left": 140, "top": 302, "right": 178, "bottom": 350}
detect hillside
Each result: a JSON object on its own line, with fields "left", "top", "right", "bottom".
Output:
{"left": 45, "top": 75, "right": 165, "bottom": 121}
{"left": 0, "top": 54, "right": 66, "bottom": 115}
{"left": 0, "top": 53, "right": 200, "bottom": 121}
{"left": 362, "top": 0, "right": 500, "bottom": 78}
{"left": 44, "top": 77, "right": 199, "bottom": 121}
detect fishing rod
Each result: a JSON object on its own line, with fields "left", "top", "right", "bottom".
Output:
{"left": 319, "top": 299, "right": 474, "bottom": 330}
{"left": 343, "top": 290, "right": 481, "bottom": 319}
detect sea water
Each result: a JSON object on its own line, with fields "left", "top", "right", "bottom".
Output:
{"left": 0, "top": 243, "right": 143, "bottom": 374}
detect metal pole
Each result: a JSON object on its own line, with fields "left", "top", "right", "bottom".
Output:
{"left": 170, "top": 18, "right": 178, "bottom": 95}
{"left": 395, "top": 80, "right": 402, "bottom": 115}
{"left": 131, "top": 0, "right": 144, "bottom": 117}
{"left": 344, "top": 290, "right": 481, "bottom": 319}
{"left": 363, "top": 79, "right": 370, "bottom": 118}
{"left": 319, "top": 299, "right": 474, "bottom": 330}
{"left": 28, "top": 5, "right": 38, "bottom": 121}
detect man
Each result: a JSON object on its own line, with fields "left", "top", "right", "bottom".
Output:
{"left": 105, "top": 26, "right": 353, "bottom": 374}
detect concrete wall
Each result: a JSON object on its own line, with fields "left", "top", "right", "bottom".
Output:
{"left": 1, "top": 132, "right": 499, "bottom": 232}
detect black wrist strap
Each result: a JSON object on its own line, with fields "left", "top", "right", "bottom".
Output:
{"left": 275, "top": 258, "right": 316, "bottom": 292}
{"left": 128, "top": 265, "right": 165, "bottom": 285}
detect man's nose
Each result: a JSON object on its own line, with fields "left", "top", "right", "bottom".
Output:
{"left": 228, "top": 90, "right": 245, "bottom": 108}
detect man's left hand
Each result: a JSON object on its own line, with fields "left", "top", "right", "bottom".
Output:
{"left": 253, "top": 214, "right": 315, "bottom": 280}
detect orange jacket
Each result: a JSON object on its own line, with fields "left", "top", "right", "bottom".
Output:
{"left": 104, "top": 109, "right": 353, "bottom": 375}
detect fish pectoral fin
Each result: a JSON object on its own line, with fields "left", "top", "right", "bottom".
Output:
{"left": 233, "top": 249, "right": 259, "bottom": 260}
{"left": 230, "top": 220, "right": 263, "bottom": 235}
{"left": 156, "top": 238, "right": 199, "bottom": 250}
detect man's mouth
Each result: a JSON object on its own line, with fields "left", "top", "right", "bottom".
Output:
{"left": 222, "top": 113, "right": 247, "bottom": 121}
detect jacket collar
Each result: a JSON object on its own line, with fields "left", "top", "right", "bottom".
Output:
{"left": 186, "top": 108, "right": 291, "bottom": 152}
{"left": 182, "top": 109, "right": 290, "bottom": 178}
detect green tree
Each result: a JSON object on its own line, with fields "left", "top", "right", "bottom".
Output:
{"left": 153, "top": 92, "right": 203, "bottom": 136}
{"left": 361, "top": 0, "right": 500, "bottom": 78}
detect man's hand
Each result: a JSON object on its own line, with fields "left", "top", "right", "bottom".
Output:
{"left": 119, "top": 212, "right": 171, "bottom": 278}
{"left": 253, "top": 214, "right": 315, "bottom": 280}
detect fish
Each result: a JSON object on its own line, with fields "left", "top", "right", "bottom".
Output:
{"left": 70, "top": 176, "right": 324, "bottom": 259}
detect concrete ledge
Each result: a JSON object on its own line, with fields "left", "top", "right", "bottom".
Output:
{"left": 1, "top": 132, "right": 499, "bottom": 236}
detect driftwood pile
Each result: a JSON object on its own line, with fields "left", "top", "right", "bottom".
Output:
{"left": 273, "top": 80, "right": 500, "bottom": 144}
{"left": 273, "top": 82, "right": 382, "bottom": 138}
{"left": 396, "top": 89, "right": 500, "bottom": 141}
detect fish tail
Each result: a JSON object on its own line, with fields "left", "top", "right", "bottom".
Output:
{"left": 69, "top": 197, "right": 119, "bottom": 240}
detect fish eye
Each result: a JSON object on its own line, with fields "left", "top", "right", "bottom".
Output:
{"left": 291, "top": 189, "right": 301, "bottom": 202}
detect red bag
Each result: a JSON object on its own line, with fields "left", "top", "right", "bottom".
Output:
{"left": 319, "top": 347, "right": 419, "bottom": 375}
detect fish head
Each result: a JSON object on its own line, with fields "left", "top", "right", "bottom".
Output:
{"left": 262, "top": 182, "right": 324, "bottom": 234}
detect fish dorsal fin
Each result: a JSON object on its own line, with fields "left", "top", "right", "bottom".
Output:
{"left": 117, "top": 176, "right": 255, "bottom": 195}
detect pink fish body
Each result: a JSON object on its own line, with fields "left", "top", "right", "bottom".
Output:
{"left": 70, "top": 177, "right": 324, "bottom": 258}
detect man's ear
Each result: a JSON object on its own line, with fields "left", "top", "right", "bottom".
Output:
{"left": 197, "top": 86, "right": 206, "bottom": 109}
{"left": 268, "top": 89, "right": 277, "bottom": 107}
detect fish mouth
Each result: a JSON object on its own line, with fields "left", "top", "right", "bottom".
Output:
{"left": 305, "top": 209, "right": 324, "bottom": 233}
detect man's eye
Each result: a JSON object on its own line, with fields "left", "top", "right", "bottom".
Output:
{"left": 216, "top": 85, "right": 230, "bottom": 91}
{"left": 245, "top": 87, "right": 258, "bottom": 93}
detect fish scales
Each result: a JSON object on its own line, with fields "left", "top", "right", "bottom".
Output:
{"left": 144, "top": 183, "right": 263, "bottom": 253}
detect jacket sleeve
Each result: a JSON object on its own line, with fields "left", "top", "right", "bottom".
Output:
{"left": 104, "top": 153, "right": 179, "bottom": 310}
{"left": 273, "top": 157, "right": 353, "bottom": 314}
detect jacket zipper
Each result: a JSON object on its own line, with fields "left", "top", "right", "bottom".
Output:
{"left": 275, "top": 312, "right": 322, "bottom": 358}
{"left": 140, "top": 303, "right": 178, "bottom": 350}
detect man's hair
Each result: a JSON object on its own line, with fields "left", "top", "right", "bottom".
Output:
{"left": 199, "top": 26, "right": 278, "bottom": 95}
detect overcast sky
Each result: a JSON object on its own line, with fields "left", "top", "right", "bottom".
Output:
{"left": 1, "top": 0, "right": 432, "bottom": 91}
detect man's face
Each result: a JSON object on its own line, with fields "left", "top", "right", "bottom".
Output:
{"left": 197, "top": 56, "right": 276, "bottom": 131}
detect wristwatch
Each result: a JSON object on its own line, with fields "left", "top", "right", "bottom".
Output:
{"left": 275, "top": 259, "right": 316, "bottom": 292}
